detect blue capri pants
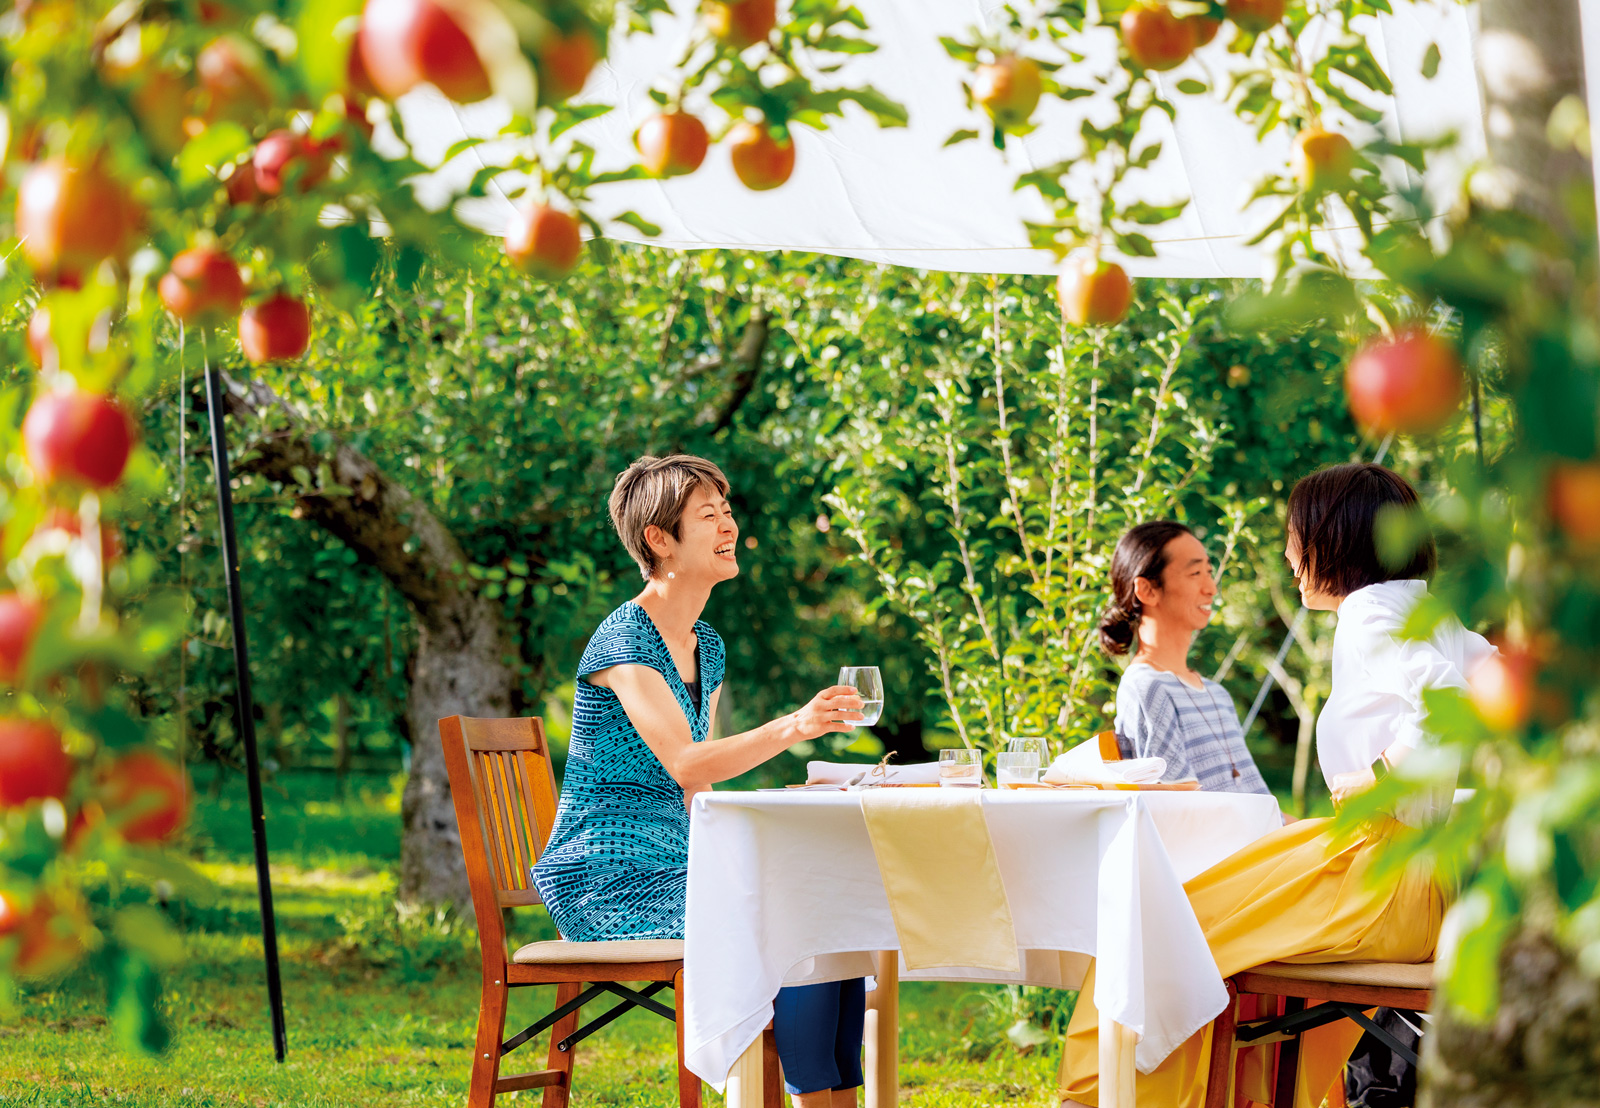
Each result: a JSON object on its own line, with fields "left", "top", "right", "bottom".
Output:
{"left": 771, "top": 977, "right": 867, "bottom": 1095}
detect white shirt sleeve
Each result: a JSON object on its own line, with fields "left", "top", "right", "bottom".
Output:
{"left": 1357, "top": 617, "right": 1495, "bottom": 755}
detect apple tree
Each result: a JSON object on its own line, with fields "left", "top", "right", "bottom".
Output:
{"left": 0, "top": 0, "right": 905, "bottom": 1038}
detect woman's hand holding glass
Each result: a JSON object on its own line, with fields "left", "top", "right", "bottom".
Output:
{"left": 791, "top": 685, "right": 866, "bottom": 740}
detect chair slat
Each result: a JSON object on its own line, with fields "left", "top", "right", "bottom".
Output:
{"left": 499, "top": 754, "right": 532, "bottom": 888}
{"left": 491, "top": 753, "right": 527, "bottom": 891}
{"left": 477, "top": 751, "right": 516, "bottom": 890}
{"left": 505, "top": 753, "right": 539, "bottom": 881}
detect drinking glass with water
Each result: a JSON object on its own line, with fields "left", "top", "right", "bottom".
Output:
{"left": 836, "top": 666, "right": 884, "bottom": 728}
{"left": 938, "top": 747, "right": 983, "bottom": 788}
{"left": 996, "top": 751, "right": 1041, "bottom": 788}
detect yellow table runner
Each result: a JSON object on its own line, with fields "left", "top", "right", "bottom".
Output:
{"left": 859, "top": 788, "right": 1019, "bottom": 972}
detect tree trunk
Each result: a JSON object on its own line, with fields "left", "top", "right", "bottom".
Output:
{"left": 1422, "top": 927, "right": 1600, "bottom": 1107}
{"left": 1475, "top": 0, "right": 1590, "bottom": 233}
{"left": 222, "top": 375, "right": 517, "bottom": 908}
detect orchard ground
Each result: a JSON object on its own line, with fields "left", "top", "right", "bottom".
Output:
{"left": 0, "top": 768, "right": 1077, "bottom": 1108}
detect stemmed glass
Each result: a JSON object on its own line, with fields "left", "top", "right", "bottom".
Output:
{"left": 837, "top": 666, "right": 884, "bottom": 728}
{"left": 1007, "top": 735, "right": 1050, "bottom": 763}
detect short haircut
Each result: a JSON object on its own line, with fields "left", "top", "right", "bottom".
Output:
{"left": 608, "top": 454, "right": 731, "bottom": 580}
{"left": 1286, "top": 463, "right": 1435, "bottom": 598}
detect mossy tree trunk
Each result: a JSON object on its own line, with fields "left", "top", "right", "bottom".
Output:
{"left": 223, "top": 375, "right": 518, "bottom": 909}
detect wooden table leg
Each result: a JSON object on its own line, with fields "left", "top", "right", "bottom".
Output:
{"left": 725, "top": 1031, "right": 764, "bottom": 1108}
{"left": 1098, "top": 1010, "right": 1136, "bottom": 1108}
{"left": 864, "top": 951, "right": 899, "bottom": 1108}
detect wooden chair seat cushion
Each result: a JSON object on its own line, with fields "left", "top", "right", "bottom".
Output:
{"left": 512, "top": 938, "right": 686, "bottom": 965}
{"left": 1242, "top": 960, "right": 1434, "bottom": 989}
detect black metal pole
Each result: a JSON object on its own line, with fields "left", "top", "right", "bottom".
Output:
{"left": 203, "top": 362, "right": 288, "bottom": 1062}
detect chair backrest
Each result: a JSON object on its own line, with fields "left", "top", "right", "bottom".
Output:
{"left": 439, "top": 715, "right": 561, "bottom": 965}
{"left": 1097, "top": 729, "right": 1123, "bottom": 762}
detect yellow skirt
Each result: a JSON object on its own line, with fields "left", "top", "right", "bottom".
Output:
{"left": 1059, "top": 816, "right": 1444, "bottom": 1108}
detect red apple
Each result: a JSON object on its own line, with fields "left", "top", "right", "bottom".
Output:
{"left": 1548, "top": 461, "right": 1600, "bottom": 548}
{"left": 536, "top": 27, "right": 600, "bottom": 103}
{"left": 0, "top": 595, "right": 43, "bottom": 685}
{"left": 15, "top": 158, "right": 141, "bottom": 281}
{"left": 159, "top": 247, "right": 247, "bottom": 325}
{"left": 0, "top": 888, "right": 87, "bottom": 978}
{"left": 252, "top": 131, "right": 334, "bottom": 196}
{"left": 1344, "top": 326, "right": 1464, "bottom": 435}
{"left": 1226, "top": 0, "right": 1286, "bottom": 33}
{"left": 23, "top": 391, "right": 134, "bottom": 489}
{"left": 100, "top": 750, "right": 189, "bottom": 844}
{"left": 1057, "top": 252, "right": 1133, "bottom": 327}
{"left": 973, "top": 54, "right": 1043, "bottom": 131}
{"left": 1120, "top": 4, "right": 1198, "bottom": 72}
{"left": 503, "top": 202, "right": 583, "bottom": 280}
{"left": 1188, "top": 16, "right": 1222, "bottom": 45}
{"left": 706, "top": 0, "right": 777, "bottom": 49}
{"left": 729, "top": 120, "right": 794, "bottom": 191}
{"left": 0, "top": 720, "right": 73, "bottom": 808}
{"left": 1469, "top": 649, "right": 1536, "bottom": 732}
{"left": 196, "top": 35, "right": 272, "bottom": 125}
{"left": 357, "top": 0, "right": 493, "bottom": 103}
{"left": 346, "top": 25, "right": 379, "bottom": 99}
{"left": 1292, "top": 127, "right": 1356, "bottom": 193}
{"left": 637, "top": 111, "right": 710, "bottom": 178}
{"left": 239, "top": 294, "right": 312, "bottom": 363}
{"left": 225, "top": 161, "right": 262, "bottom": 205}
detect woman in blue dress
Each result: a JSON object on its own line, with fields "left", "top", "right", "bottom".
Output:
{"left": 532, "top": 454, "right": 868, "bottom": 1108}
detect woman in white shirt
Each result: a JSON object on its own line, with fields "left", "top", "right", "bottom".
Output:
{"left": 1061, "top": 463, "right": 1492, "bottom": 1108}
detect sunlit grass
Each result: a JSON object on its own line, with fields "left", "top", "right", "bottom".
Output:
{"left": 0, "top": 770, "right": 1066, "bottom": 1107}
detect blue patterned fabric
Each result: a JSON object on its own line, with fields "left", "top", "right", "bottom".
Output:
{"left": 531, "top": 602, "right": 724, "bottom": 940}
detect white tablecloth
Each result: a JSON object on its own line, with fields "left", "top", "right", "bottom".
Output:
{"left": 683, "top": 789, "right": 1281, "bottom": 1084}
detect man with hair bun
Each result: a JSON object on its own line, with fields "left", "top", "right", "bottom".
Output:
{"left": 1099, "top": 520, "right": 1271, "bottom": 796}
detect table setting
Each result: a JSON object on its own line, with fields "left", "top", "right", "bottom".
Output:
{"left": 682, "top": 665, "right": 1284, "bottom": 1108}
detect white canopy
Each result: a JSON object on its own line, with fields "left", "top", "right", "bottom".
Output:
{"left": 393, "top": 1, "right": 1485, "bottom": 277}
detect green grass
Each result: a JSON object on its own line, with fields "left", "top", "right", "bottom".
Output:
{"left": 0, "top": 770, "right": 1066, "bottom": 1107}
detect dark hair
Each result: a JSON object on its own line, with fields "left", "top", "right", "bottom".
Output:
{"left": 1286, "top": 463, "right": 1435, "bottom": 598}
{"left": 1099, "top": 521, "right": 1195, "bottom": 655}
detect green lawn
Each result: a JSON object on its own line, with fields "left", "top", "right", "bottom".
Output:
{"left": 0, "top": 770, "right": 1066, "bottom": 1107}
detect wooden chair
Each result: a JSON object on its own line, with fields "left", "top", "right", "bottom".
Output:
{"left": 1203, "top": 961, "right": 1433, "bottom": 1108}
{"left": 439, "top": 714, "right": 783, "bottom": 1108}
{"left": 1096, "top": 729, "right": 1123, "bottom": 762}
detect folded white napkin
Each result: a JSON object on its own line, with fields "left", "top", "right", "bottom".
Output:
{"left": 1042, "top": 739, "right": 1166, "bottom": 787}
{"left": 806, "top": 760, "right": 942, "bottom": 786}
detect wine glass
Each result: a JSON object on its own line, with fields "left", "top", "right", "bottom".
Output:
{"left": 1007, "top": 735, "right": 1051, "bottom": 764}
{"left": 938, "top": 748, "right": 983, "bottom": 788}
{"left": 837, "top": 666, "right": 884, "bottom": 728}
